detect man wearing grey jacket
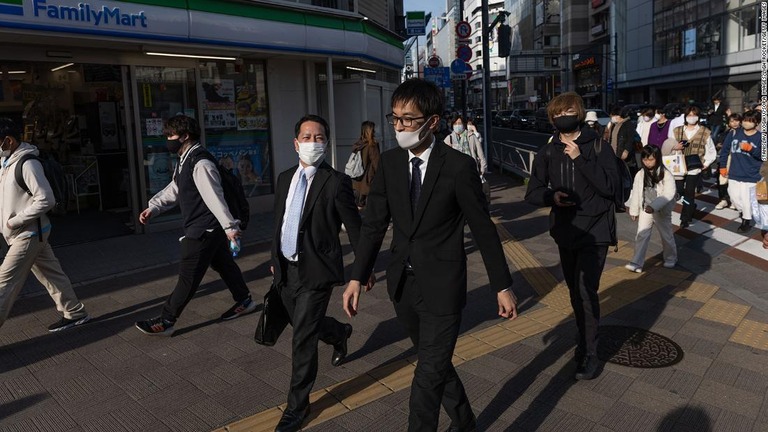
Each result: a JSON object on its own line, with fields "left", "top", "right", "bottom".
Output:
{"left": 135, "top": 115, "right": 254, "bottom": 336}
{"left": 0, "top": 118, "right": 90, "bottom": 332}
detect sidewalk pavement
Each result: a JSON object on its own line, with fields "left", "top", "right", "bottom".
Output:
{"left": 1, "top": 172, "right": 767, "bottom": 432}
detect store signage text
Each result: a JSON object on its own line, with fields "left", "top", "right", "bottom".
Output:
{"left": 573, "top": 56, "right": 596, "bottom": 70}
{"left": 33, "top": 0, "right": 148, "bottom": 28}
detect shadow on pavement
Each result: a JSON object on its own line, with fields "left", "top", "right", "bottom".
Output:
{"left": 0, "top": 394, "right": 50, "bottom": 420}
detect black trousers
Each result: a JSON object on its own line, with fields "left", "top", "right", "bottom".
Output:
{"left": 161, "top": 228, "right": 249, "bottom": 321}
{"left": 558, "top": 245, "right": 608, "bottom": 355}
{"left": 281, "top": 262, "right": 346, "bottom": 411}
{"left": 676, "top": 173, "right": 701, "bottom": 223}
{"left": 393, "top": 272, "right": 473, "bottom": 432}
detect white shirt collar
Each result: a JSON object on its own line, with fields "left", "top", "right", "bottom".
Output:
{"left": 408, "top": 137, "right": 435, "bottom": 163}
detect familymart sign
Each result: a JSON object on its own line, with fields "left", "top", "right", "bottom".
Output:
{"left": 0, "top": 0, "right": 185, "bottom": 37}
{"left": 33, "top": 0, "right": 148, "bottom": 27}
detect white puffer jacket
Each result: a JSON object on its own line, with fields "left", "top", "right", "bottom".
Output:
{"left": 626, "top": 165, "right": 677, "bottom": 217}
{"left": 0, "top": 142, "right": 54, "bottom": 244}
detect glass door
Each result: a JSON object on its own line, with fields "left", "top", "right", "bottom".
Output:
{"left": 131, "top": 65, "right": 198, "bottom": 229}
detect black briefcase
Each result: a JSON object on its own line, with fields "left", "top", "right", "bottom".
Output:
{"left": 254, "top": 283, "right": 290, "bottom": 346}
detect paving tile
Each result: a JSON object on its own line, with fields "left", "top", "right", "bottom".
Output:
{"left": 714, "top": 410, "right": 756, "bottom": 432}
{"left": 674, "top": 402, "right": 720, "bottom": 431}
{"left": 599, "top": 401, "right": 662, "bottom": 432}
{"left": 692, "top": 379, "right": 763, "bottom": 419}
{"left": 694, "top": 298, "right": 751, "bottom": 327}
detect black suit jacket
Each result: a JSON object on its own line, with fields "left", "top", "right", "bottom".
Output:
{"left": 271, "top": 161, "right": 361, "bottom": 291}
{"left": 351, "top": 141, "right": 512, "bottom": 315}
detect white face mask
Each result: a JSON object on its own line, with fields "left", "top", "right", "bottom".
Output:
{"left": 642, "top": 116, "right": 651, "bottom": 123}
{"left": 297, "top": 142, "right": 326, "bottom": 166}
{"left": 610, "top": 117, "right": 620, "bottom": 124}
{"left": 686, "top": 116, "right": 699, "bottom": 125}
{"left": 0, "top": 137, "right": 10, "bottom": 159}
{"left": 453, "top": 125, "right": 464, "bottom": 134}
{"left": 654, "top": 113, "right": 661, "bottom": 121}
{"left": 395, "top": 119, "right": 432, "bottom": 150}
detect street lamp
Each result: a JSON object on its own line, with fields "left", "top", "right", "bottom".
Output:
{"left": 702, "top": 25, "right": 720, "bottom": 99}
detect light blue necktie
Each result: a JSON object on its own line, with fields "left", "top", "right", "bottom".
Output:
{"left": 281, "top": 170, "right": 307, "bottom": 258}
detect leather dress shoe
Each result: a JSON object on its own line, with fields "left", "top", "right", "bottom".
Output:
{"left": 574, "top": 354, "right": 600, "bottom": 380}
{"left": 275, "top": 406, "right": 309, "bottom": 432}
{"left": 332, "top": 324, "right": 353, "bottom": 367}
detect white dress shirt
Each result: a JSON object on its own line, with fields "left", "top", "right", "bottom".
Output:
{"left": 408, "top": 139, "right": 435, "bottom": 185}
{"left": 280, "top": 164, "right": 318, "bottom": 261}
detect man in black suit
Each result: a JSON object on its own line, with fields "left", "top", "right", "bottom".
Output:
{"left": 707, "top": 96, "right": 728, "bottom": 142}
{"left": 271, "top": 115, "right": 366, "bottom": 432}
{"left": 342, "top": 79, "right": 518, "bottom": 432}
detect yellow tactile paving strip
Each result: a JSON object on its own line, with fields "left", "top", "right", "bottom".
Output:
{"left": 214, "top": 220, "right": 766, "bottom": 432}
{"left": 694, "top": 298, "right": 751, "bottom": 326}
{"left": 730, "top": 320, "right": 768, "bottom": 350}
{"left": 671, "top": 280, "right": 719, "bottom": 302}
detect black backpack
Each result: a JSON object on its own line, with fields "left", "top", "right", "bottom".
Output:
{"left": 15, "top": 153, "right": 68, "bottom": 216}
{"left": 193, "top": 151, "right": 251, "bottom": 230}
{"left": 594, "top": 137, "right": 632, "bottom": 213}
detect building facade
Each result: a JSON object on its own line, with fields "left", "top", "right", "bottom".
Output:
{"left": 0, "top": 0, "right": 403, "bottom": 243}
{"left": 505, "top": 0, "right": 562, "bottom": 109}
{"left": 620, "top": 0, "right": 761, "bottom": 111}
{"left": 561, "top": 0, "right": 760, "bottom": 112}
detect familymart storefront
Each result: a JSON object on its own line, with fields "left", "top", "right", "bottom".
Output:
{"left": 0, "top": 0, "right": 403, "bottom": 245}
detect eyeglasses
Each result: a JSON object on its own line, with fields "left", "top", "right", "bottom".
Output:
{"left": 386, "top": 113, "right": 427, "bottom": 127}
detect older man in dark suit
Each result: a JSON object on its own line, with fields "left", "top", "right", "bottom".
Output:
{"left": 342, "top": 79, "right": 518, "bottom": 432}
{"left": 270, "top": 114, "right": 367, "bottom": 432}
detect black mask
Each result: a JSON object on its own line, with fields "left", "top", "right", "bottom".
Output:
{"left": 553, "top": 115, "right": 580, "bottom": 133}
{"left": 166, "top": 137, "right": 184, "bottom": 153}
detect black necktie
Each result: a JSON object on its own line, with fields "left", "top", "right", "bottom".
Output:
{"left": 410, "top": 157, "right": 422, "bottom": 214}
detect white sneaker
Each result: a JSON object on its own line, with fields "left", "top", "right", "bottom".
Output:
{"left": 729, "top": 204, "right": 737, "bottom": 210}
{"left": 715, "top": 200, "right": 728, "bottom": 210}
{"left": 663, "top": 261, "right": 677, "bottom": 269}
{"left": 625, "top": 263, "right": 642, "bottom": 273}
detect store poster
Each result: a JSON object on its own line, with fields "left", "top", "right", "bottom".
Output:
{"left": 207, "top": 144, "right": 267, "bottom": 189}
{"left": 203, "top": 79, "right": 236, "bottom": 129}
{"left": 146, "top": 118, "right": 164, "bottom": 136}
{"left": 235, "top": 84, "right": 268, "bottom": 131}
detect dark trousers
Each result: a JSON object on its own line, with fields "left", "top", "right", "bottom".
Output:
{"left": 161, "top": 228, "right": 249, "bottom": 321}
{"left": 281, "top": 263, "right": 346, "bottom": 411}
{"left": 558, "top": 245, "right": 608, "bottom": 355}
{"left": 676, "top": 173, "right": 701, "bottom": 223}
{"left": 393, "top": 272, "right": 473, "bottom": 432}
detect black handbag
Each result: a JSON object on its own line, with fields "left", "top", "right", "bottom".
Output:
{"left": 254, "top": 282, "right": 290, "bottom": 346}
{"left": 684, "top": 154, "right": 703, "bottom": 170}
{"left": 678, "top": 128, "right": 704, "bottom": 171}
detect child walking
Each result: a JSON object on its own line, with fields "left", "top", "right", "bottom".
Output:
{"left": 626, "top": 145, "right": 678, "bottom": 272}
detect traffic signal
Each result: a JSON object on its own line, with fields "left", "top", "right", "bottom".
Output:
{"left": 498, "top": 24, "right": 511, "bottom": 58}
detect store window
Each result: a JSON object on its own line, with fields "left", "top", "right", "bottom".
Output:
{"left": 1, "top": 61, "right": 133, "bottom": 245}
{"left": 199, "top": 60, "right": 272, "bottom": 197}
{"left": 135, "top": 66, "right": 197, "bottom": 223}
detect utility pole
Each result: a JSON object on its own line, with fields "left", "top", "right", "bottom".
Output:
{"left": 481, "top": 0, "right": 492, "bottom": 158}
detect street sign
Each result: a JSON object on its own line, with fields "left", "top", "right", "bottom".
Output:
{"left": 606, "top": 78, "right": 613, "bottom": 92}
{"left": 428, "top": 56, "right": 441, "bottom": 68}
{"left": 450, "top": 58, "right": 467, "bottom": 75}
{"left": 406, "top": 11, "right": 426, "bottom": 36}
{"left": 456, "top": 20, "right": 472, "bottom": 39}
{"left": 457, "top": 45, "right": 472, "bottom": 62}
{"left": 424, "top": 67, "right": 451, "bottom": 88}
{"left": 464, "top": 63, "right": 473, "bottom": 79}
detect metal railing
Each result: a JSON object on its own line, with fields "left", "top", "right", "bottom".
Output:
{"left": 489, "top": 140, "right": 538, "bottom": 178}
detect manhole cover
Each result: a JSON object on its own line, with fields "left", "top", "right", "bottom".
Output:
{"left": 597, "top": 325, "right": 684, "bottom": 368}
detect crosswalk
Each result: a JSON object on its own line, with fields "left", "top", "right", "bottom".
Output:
{"left": 668, "top": 179, "right": 767, "bottom": 267}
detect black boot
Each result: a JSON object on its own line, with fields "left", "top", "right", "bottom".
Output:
{"left": 737, "top": 218, "right": 751, "bottom": 233}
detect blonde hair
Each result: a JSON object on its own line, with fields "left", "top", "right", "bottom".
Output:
{"left": 546, "top": 92, "right": 586, "bottom": 124}
{"left": 360, "top": 121, "right": 377, "bottom": 147}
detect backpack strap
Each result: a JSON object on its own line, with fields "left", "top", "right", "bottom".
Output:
{"left": 13, "top": 154, "right": 43, "bottom": 242}
{"left": 14, "top": 154, "right": 37, "bottom": 196}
